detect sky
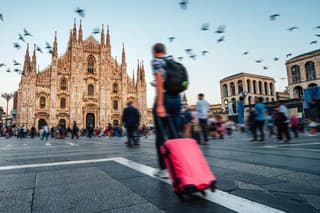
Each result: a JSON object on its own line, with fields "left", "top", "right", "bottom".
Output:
{"left": 0, "top": 0, "right": 320, "bottom": 111}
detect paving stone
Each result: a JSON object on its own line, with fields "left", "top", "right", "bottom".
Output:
{"left": 0, "top": 189, "right": 33, "bottom": 213}
{"left": 277, "top": 172, "right": 320, "bottom": 185}
{"left": 105, "top": 203, "right": 164, "bottom": 213}
{"left": 0, "top": 173, "right": 35, "bottom": 192}
{"left": 300, "top": 194, "right": 320, "bottom": 210}
{"left": 235, "top": 181, "right": 265, "bottom": 191}
{"left": 264, "top": 181, "right": 320, "bottom": 195}
{"left": 96, "top": 161, "right": 147, "bottom": 180}
{"left": 36, "top": 167, "right": 109, "bottom": 187}
{"left": 33, "top": 176, "right": 147, "bottom": 213}
{"left": 215, "top": 178, "right": 239, "bottom": 192}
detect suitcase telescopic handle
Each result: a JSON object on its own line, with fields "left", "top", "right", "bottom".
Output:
{"left": 156, "top": 115, "right": 179, "bottom": 140}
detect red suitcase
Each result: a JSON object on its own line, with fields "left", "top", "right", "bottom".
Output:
{"left": 160, "top": 123, "right": 217, "bottom": 200}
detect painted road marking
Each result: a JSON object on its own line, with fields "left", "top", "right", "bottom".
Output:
{"left": 0, "top": 157, "right": 284, "bottom": 213}
{"left": 265, "top": 142, "right": 320, "bottom": 148}
{"left": 66, "top": 142, "right": 80, "bottom": 147}
{"left": 45, "top": 143, "right": 52, "bottom": 146}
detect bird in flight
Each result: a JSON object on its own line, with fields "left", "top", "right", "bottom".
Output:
{"left": 0, "top": 13, "right": 3, "bottom": 21}
{"left": 6, "top": 68, "right": 11, "bottom": 72}
{"left": 288, "top": 26, "right": 298, "bottom": 32}
{"left": 18, "top": 34, "right": 25, "bottom": 42}
{"left": 190, "top": 55, "right": 197, "bottom": 60}
{"left": 315, "top": 34, "right": 320, "bottom": 37}
{"left": 179, "top": 0, "right": 188, "bottom": 9}
{"left": 201, "top": 23, "right": 210, "bottom": 31}
{"left": 255, "top": 59, "right": 263, "bottom": 63}
{"left": 36, "top": 45, "right": 43, "bottom": 53}
{"left": 310, "top": 40, "right": 317, "bottom": 45}
{"left": 201, "top": 50, "right": 209, "bottom": 56}
{"left": 75, "top": 7, "right": 85, "bottom": 18}
{"left": 263, "top": 66, "right": 268, "bottom": 70}
{"left": 286, "top": 53, "right": 292, "bottom": 58}
{"left": 217, "top": 36, "right": 225, "bottom": 43}
{"left": 13, "top": 42, "right": 21, "bottom": 50}
{"left": 215, "top": 25, "right": 225, "bottom": 34}
{"left": 168, "top": 37, "right": 175, "bottom": 42}
{"left": 177, "top": 57, "right": 184, "bottom": 61}
{"left": 92, "top": 27, "right": 100, "bottom": 34}
{"left": 14, "top": 68, "right": 21, "bottom": 73}
{"left": 280, "top": 77, "right": 286, "bottom": 80}
{"left": 269, "top": 14, "right": 280, "bottom": 21}
{"left": 48, "top": 49, "right": 53, "bottom": 55}
{"left": 13, "top": 60, "right": 20, "bottom": 66}
{"left": 274, "top": 57, "right": 279, "bottom": 61}
{"left": 314, "top": 26, "right": 320, "bottom": 29}
{"left": 0, "top": 63, "right": 5, "bottom": 69}
{"left": 243, "top": 51, "right": 249, "bottom": 55}
{"left": 23, "top": 28, "right": 32, "bottom": 37}
{"left": 185, "top": 48, "right": 193, "bottom": 54}
{"left": 45, "top": 42, "right": 52, "bottom": 49}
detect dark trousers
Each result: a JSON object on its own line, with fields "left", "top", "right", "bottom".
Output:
{"left": 267, "top": 126, "right": 274, "bottom": 137}
{"left": 199, "top": 119, "right": 209, "bottom": 142}
{"left": 277, "top": 123, "right": 291, "bottom": 140}
{"left": 126, "top": 127, "right": 137, "bottom": 145}
{"left": 253, "top": 120, "right": 265, "bottom": 141}
{"left": 153, "top": 94, "right": 181, "bottom": 170}
{"left": 291, "top": 125, "right": 298, "bottom": 138}
{"left": 71, "top": 131, "right": 79, "bottom": 139}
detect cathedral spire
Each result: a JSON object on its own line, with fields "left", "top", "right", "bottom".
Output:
{"left": 132, "top": 69, "right": 135, "bottom": 84}
{"left": 52, "top": 31, "right": 58, "bottom": 58}
{"left": 121, "top": 42, "right": 126, "bottom": 66}
{"left": 100, "top": 24, "right": 105, "bottom": 47}
{"left": 78, "top": 19, "right": 83, "bottom": 42}
{"left": 72, "top": 18, "right": 77, "bottom": 42}
{"left": 106, "top": 25, "right": 111, "bottom": 49}
{"left": 136, "top": 59, "right": 141, "bottom": 85}
{"left": 23, "top": 43, "right": 31, "bottom": 74}
{"left": 31, "top": 43, "right": 37, "bottom": 72}
{"left": 141, "top": 60, "right": 145, "bottom": 82}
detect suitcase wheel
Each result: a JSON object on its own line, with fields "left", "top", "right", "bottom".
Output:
{"left": 210, "top": 181, "right": 217, "bottom": 192}
{"left": 175, "top": 192, "right": 185, "bottom": 202}
{"left": 200, "top": 190, "right": 207, "bottom": 197}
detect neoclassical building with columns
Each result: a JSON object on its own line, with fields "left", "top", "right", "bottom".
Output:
{"left": 220, "top": 72, "right": 276, "bottom": 110}
{"left": 16, "top": 20, "right": 147, "bottom": 129}
{"left": 286, "top": 49, "right": 320, "bottom": 99}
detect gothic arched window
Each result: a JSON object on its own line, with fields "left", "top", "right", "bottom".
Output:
{"left": 293, "top": 86, "right": 303, "bottom": 99}
{"left": 60, "top": 78, "right": 67, "bottom": 90}
{"left": 291, "top": 65, "right": 301, "bottom": 83}
{"left": 305, "top": 61, "right": 316, "bottom": 81}
{"left": 88, "top": 84, "right": 94, "bottom": 96}
{"left": 238, "top": 80, "right": 243, "bottom": 94}
{"left": 113, "top": 83, "right": 118, "bottom": 94}
{"left": 230, "top": 82, "right": 236, "bottom": 96}
{"left": 87, "top": 56, "right": 95, "bottom": 74}
{"left": 60, "top": 98, "right": 66, "bottom": 109}
{"left": 40, "top": 97, "right": 46, "bottom": 109}
{"left": 223, "top": 84, "right": 228, "bottom": 97}
{"left": 113, "top": 100, "right": 118, "bottom": 110}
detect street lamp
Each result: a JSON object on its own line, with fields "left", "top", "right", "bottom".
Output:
{"left": 1, "top": 93, "right": 14, "bottom": 127}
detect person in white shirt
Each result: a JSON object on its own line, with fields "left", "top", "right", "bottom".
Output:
{"left": 195, "top": 93, "right": 210, "bottom": 143}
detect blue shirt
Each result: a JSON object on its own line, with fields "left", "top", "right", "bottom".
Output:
{"left": 151, "top": 56, "right": 173, "bottom": 81}
{"left": 254, "top": 103, "right": 265, "bottom": 121}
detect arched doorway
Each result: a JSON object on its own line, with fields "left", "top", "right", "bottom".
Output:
{"left": 38, "top": 119, "right": 46, "bottom": 130}
{"left": 58, "top": 119, "right": 66, "bottom": 128}
{"left": 86, "top": 113, "right": 95, "bottom": 128}
{"left": 293, "top": 86, "right": 303, "bottom": 99}
{"left": 308, "top": 83, "right": 317, "bottom": 88}
{"left": 113, "top": 120, "right": 119, "bottom": 127}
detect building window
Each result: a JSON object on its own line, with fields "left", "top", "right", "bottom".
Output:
{"left": 264, "top": 82, "right": 268, "bottom": 95}
{"left": 113, "top": 100, "right": 118, "bottom": 110}
{"left": 87, "top": 56, "right": 95, "bottom": 74}
{"left": 253, "top": 80, "right": 257, "bottom": 94}
{"left": 238, "top": 80, "right": 243, "bottom": 94}
{"left": 305, "top": 61, "right": 316, "bottom": 81}
{"left": 88, "top": 84, "right": 94, "bottom": 96}
{"left": 246, "top": 79, "right": 251, "bottom": 93}
{"left": 291, "top": 65, "right": 301, "bottom": 84}
{"left": 60, "top": 78, "right": 67, "bottom": 90}
{"left": 60, "top": 98, "right": 66, "bottom": 109}
{"left": 308, "top": 83, "right": 317, "bottom": 88}
{"left": 40, "top": 96, "right": 46, "bottom": 109}
{"left": 113, "top": 83, "right": 118, "bottom": 94}
{"left": 271, "top": 98, "right": 275, "bottom": 102}
{"left": 269, "top": 83, "right": 274, "bottom": 96}
{"left": 230, "top": 82, "right": 236, "bottom": 96}
{"left": 258, "top": 81, "right": 262, "bottom": 94}
{"left": 293, "top": 86, "right": 303, "bottom": 99}
{"left": 266, "top": 97, "right": 269, "bottom": 102}
{"left": 223, "top": 84, "right": 228, "bottom": 97}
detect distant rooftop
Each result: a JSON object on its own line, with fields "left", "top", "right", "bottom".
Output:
{"left": 220, "top": 72, "right": 275, "bottom": 82}
{"left": 286, "top": 49, "right": 320, "bottom": 63}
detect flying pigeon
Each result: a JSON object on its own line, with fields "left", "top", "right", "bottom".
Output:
{"left": 168, "top": 37, "right": 175, "bottom": 42}
{"left": 269, "top": 14, "right": 280, "bottom": 21}
{"left": 75, "top": 7, "right": 85, "bottom": 18}
{"left": 179, "top": 0, "right": 188, "bottom": 9}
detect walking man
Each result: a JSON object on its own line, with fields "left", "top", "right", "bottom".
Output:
{"left": 252, "top": 97, "right": 265, "bottom": 142}
{"left": 275, "top": 101, "right": 291, "bottom": 142}
{"left": 151, "top": 43, "right": 188, "bottom": 178}
{"left": 196, "top": 93, "right": 210, "bottom": 144}
{"left": 122, "top": 101, "right": 141, "bottom": 147}
{"left": 71, "top": 121, "right": 79, "bottom": 139}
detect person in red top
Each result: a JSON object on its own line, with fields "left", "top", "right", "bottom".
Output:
{"left": 290, "top": 115, "right": 299, "bottom": 138}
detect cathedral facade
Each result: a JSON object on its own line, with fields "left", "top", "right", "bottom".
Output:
{"left": 16, "top": 20, "right": 147, "bottom": 129}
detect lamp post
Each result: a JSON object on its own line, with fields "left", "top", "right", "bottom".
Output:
{"left": 1, "top": 93, "right": 14, "bottom": 127}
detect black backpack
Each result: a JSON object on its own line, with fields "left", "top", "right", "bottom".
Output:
{"left": 164, "top": 59, "right": 188, "bottom": 95}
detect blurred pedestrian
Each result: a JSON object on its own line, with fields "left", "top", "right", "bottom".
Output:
{"left": 122, "top": 101, "right": 141, "bottom": 147}
{"left": 252, "top": 97, "right": 265, "bottom": 142}
{"left": 275, "top": 101, "right": 291, "bottom": 142}
{"left": 196, "top": 93, "right": 210, "bottom": 144}
{"left": 290, "top": 115, "right": 299, "bottom": 138}
{"left": 71, "top": 121, "right": 79, "bottom": 139}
